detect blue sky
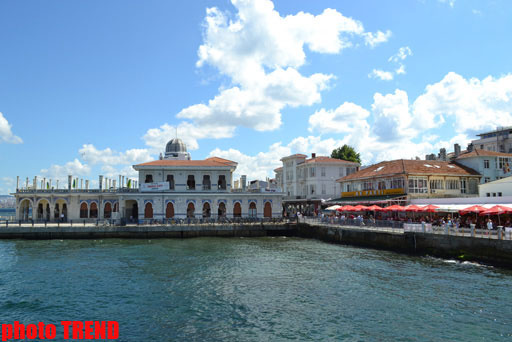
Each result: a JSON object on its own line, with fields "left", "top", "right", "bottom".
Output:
{"left": 1, "top": 0, "right": 512, "bottom": 193}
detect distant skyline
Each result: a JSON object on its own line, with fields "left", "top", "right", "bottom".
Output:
{"left": 1, "top": 0, "right": 512, "bottom": 193}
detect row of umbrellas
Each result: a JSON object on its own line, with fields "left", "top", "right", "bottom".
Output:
{"left": 326, "top": 204, "right": 512, "bottom": 216}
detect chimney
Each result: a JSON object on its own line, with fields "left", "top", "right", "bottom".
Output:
{"left": 312, "top": 153, "right": 316, "bottom": 159}
{"left": 454, "top": 143, "right": 461, "bottom": 158}
{"left": 439, "top": 148, "right": 447, "bottom": 161}
{"left": 467, "top": 143, "right": 473, "bottom": 152}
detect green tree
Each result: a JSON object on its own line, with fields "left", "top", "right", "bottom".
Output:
{"left": 331, "top": 145, "right": 361, "bottom": 164}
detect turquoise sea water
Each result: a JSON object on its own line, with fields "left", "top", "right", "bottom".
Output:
{"left": 0, "top": 237, "right": 511, "bottom": 341}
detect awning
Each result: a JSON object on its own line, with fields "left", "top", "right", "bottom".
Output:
{"left": 325, "top": 194, "right": 407, "bottom": 205}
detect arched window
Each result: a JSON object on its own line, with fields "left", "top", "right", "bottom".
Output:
{"left": 203, "top": 202, "right": 211, "bottom": 218}
{"left": 202, "top": 175, "right": 211, "bottom": 190}
{"left": 90, "top": 202, "right": 98, "bottom": 218}
{"left": 187, "top": 175, "right": 195, "bottom": 190}
{"left": 233, "top": 202, "right": 242, "bottom": 218}
{"left": 218, "top": 202, "right": 226, "bottom": 217}
{"left": 187, "top": 203, "right": 195, "bottom": 218}
{"left": 80, "top": 202, "right": 88, "bottom": 218}
{"left": 113, "top": 202, "right": 119, "bottom": 212}
{"left": 264, "top": 202, "right": 272, "bottom": 218}
{"left": 249, "top": 202, "right": 257, "bottom": 218}
{"left": 166, "top": 202, "right": 174, "bottom": 218}
{"left": 104, "top": 202, "right": 112, "bottom": 218}
{"left": 144, "top": 202, "right": 153, "bottom": 219}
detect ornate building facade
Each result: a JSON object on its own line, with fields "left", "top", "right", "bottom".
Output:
{"left": 14, "top": 139, "right": 283, "bottom": 222}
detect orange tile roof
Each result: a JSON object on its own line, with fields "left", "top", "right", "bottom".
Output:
{"left": 135, "top": 156, "right": 237, "bottom": 168}
{"left": 337, "top": 159, "right": 480, "bottom": 182}
{"left": 274, "top": 167, "right": 283, "bottom": 172}
{"left": 455, "top": 149, "right": 512, "bottom": 159}
{"left": 305, "top": 156, "right": 359, "bottom": 165}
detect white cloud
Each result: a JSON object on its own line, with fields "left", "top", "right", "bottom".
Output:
{"left": 438, "top": 0, "right": 455, "bottom": 8}
{"left": 186, "top": 0, "right": 390, "bottom": 135}
{"left": 368, "top": 69, "right": 394, "bottom": 81}
{"left": 79, "top": 144, "right": 153, "bottom": 166}
{"left": 40, "top": 159, "right": 91, "bottom": 182}
{"left": 364, "top": 30, "right": 392, "bottom": 48}
{"left": 0, "top": 112, "right": 22, "bottom": 144}
{"left": 308, "top": 102, "right": 370, "bottom": 133}
{"left": 388, "top": 46, "right": 412, "bottom": 63}
{"left": 372, "top": 89, "right": 416, "bottom": 141}
{"left": 412, "top": 72, "right": 512, "bottom": 134}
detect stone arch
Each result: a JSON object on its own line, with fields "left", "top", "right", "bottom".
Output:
{"left": 165, "top": 202, "right": 174, "bottom": 218}
{"left": 218, "top": 202, "right": 226, "bottom": 217}
{"left": 249, "top": 202, "right": 257, "bottom": 218}
{"left": 144, "top": 202, "right": 153, "bottom": 219}
{"left": 104, "top": 202, "right": 112, "bottom": 219}
{"left": 187, "top": 202, "right": 195, "bottom": 218}
{"left": 233, "top": 202, "right": 242, "bottom": 218}
{"left": 89, "top": 202, "right": 98, "bottom": 218}
{"left": 264, "top": 202, "right": 272, "bottom": 218}
{"left": 125, "top": 200, "right": 138, "bottom": 222}
{"left": 19, "top": 199, "right": 33, "bottom": 221}
{"left": 55, "top": 198, "right": 68, "bottom": 221}
{"left": 202, "top": 202, "right": 211, "bottom": 218}
{"left": 80, "top": 202, "right": 88, "bottom": 218}
{"left": 36, "top": 199, "right": 51, "bottom": 221}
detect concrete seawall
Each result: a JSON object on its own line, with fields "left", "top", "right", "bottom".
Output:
{"left": 296, "top": 223, "right": 512, "bottom": 269}
{"left": 0, "top": 224, "right": 297, "bottom": 239}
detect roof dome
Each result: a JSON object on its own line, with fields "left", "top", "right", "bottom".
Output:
{"left": 166, "top": 138, "right": 187, "bottom": 153}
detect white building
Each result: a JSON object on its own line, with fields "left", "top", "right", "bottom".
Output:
{"left": 14, "top": 139, "right": 283, "bottom": 222}
{"left": 471, "top": 126, "right": 512, "bottom": 153}
{"left": 275, "top": 153, "right": 359, "bottom": 214}
{"left": 454, "top": 149, "right": 512, "bottom": 184}
{"left": 479, "top": 176, "right": 512, "bottom": 198}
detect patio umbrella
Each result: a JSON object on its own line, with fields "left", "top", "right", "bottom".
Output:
{"left": 479, "top": 205, "right": 512, "bottom": 225}
{"left": 383, "top": 205, "right": 406, "bottom": 211}
{"left": 419, "top": 204, "right": 440, "bottom": 213}
{"left": 458, "top": 205, "right": 486, "bottom": 215}
{"left": 337, "top": 205, "right": 355, "bottom": 212}
{"left": 325, "top": 205, "right": 341, "bottom": 211}
{"left": 404, "top": 205, "right": 423, "bottom": 212}
{"left": 367, "top": 205, "right": 383, "bottom": 211}
{"left": 353, "top": 205, "right": 369, "bottom": 211}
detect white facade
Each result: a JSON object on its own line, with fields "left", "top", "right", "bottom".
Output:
{"left": 479, "top": 176, "right": 512, "bottom": 198}
{"left": 455, "top": 150, "right": 512, "bottom": 184}
{"left": 277, "top": 154, "right": 359, "bottom": 200}
{"left": 14, "top": 139, "right": 283, "bottom": 222}
{"left": 471, "top": 127, "right": 512, "bottom": 153}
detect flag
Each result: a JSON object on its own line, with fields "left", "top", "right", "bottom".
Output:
{"left": 46, "top": 182, "right": 49, "bottom": 189}
{"left": 127, "top": 179, "right": 131, "bottom": 188}
{"left": 73, "top": 179, "right": 76, "bottom": 188}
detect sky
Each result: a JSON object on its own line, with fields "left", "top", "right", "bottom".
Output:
{"left": 1, "top": 0, "right": 512, "bottom": 194}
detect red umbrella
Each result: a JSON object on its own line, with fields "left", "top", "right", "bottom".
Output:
{"left": 404, "top": 205, "right": 423, "bottom": 212}
{"left": 367, "top": 205, "right": 383, "bottom": 211}
{"left": 337, "top": 205, "right": 356, "bottom": 212}
{"left": 419, "top": 204, "right": 440, "bottom": 213}
{"left": 459, "top": 205, "right": 486, "bottom": 215}
{"left": 383, "top": 204, "right": 406, "bottom": 212}
{"left": 479, "top": 205, "right": 512, "bottom": 216}
{"left": 353, "top": 205, "right": 369, "bottom": 211}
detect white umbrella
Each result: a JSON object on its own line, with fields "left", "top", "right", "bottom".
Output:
{"left": 325, "top": 205, "right": 341, "bottom": 211}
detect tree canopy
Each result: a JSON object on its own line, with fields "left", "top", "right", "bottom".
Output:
{"left": 331, "top": 145, "right": 361, "bottom": 164}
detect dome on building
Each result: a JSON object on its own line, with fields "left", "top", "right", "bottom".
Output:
{"left": 166, "top": 138, "right": 187, "bottom": 153}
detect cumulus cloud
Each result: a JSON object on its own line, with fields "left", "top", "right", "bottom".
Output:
{"left": 0, "top": 112, "right": 22, "bottom": 144}
{"left": 79, "top": 144, "right": 153, "bottom": 166}
{"left": 182, "top": 0, "right": 390, "bottom": 135}
{"left": 369, "top": 46, "right": 412, "bottom": 81}
{"left": 40, "top": 159, "right": 91, "bottom": 181}
{"left": 308, "top": 102, "right": 370, "bottom": 133}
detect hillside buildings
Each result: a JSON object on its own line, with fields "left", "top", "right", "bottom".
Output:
{"left": 14, "top": 139, "right": 283, "bottom": 222}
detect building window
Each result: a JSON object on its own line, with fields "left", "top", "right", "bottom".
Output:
{"left": 446, "top": 180, "right": 460, "bottom": 190}
{"left": 345, "top": 184, "right": 351, "bottom": 192}
{"left": 391, "top": 178, "right": 404, "bottom": 189}
{"left": 408, "top": 177, "right": 428, "bottom": 194}
{"left": 499, "top": 192, "right": 503, "bottom": 197}
{"left": 202, "top": 175, "right": 211, "bottom": 190}
{"left": 486, "top": 193, "right": 490, "bottom": 197}
{"left": 493, "top": 193, "right": 496, "bottom": 197}
{"left": 339, "top": 167, "right": 343, "bottom": 177}
{"left": 145, "top": 174, "right": 153, "bottom": 183}
{"left": 310, "top": 167, "right": 316, "bottom": 177}
{"left": 484, "top": 159, "right": 490, "bottom": 168}
{"left": 460, "top": 179, "right": 467, "bottom": 194}
{"left": 166, "top": 175, "right": 174, "bottom": 190}
{"left": 484, "top": 177, "right": 491, "bottom": 183}
{"left": 480, "top": 145, "right": 484, "bottom": 149}
{"left": 321, "top": 167, "right": 326, "bottom": 177}
{"left": 322, "top": 184, "right": 326, "bottom": 194}
{"left": 310, "top": 185, "right": 315, "bottom": 195}
{"left": 363, "top": 181, "right": 373, "bottom": 190}
{"left": 430, "top": 179, "right": 444, "bottom": 191}
{"left": 187, "top": 175, "right": 195, "bottom": 190}
{"left": 378, "top": 180, "right": 386, "bottom": 190}
{"left": 218, "top": 175, "right": 227, "bottom": 190}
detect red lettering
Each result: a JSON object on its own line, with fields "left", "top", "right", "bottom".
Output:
{"left": 37, "top": 322, "right": 45, "bottom": 339}
{"left": 107, "top": 321, "right": 119, "bottom": 339}
{"left": 61, "top": 321, "right": 72, "bottom": 339}
{"left": 84, "top": 321, "right": 94, "bottom": 339}
{"left": 1, "top": 324, "right": 12, "bottom": 342}
{"left": 72, "top": 321, "right": 84, "bottom": 339}
{"left": 13, "top": 321, "right": 24, "bottom": 339}
{"left": 26, "top": 324, "right": 37, "bottom": 339}
{"left": 45, "top": 324, "right": 56, "bottom": 339}
{"left": 94, "top": 321, "right": 106, "bottom": 339}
